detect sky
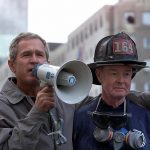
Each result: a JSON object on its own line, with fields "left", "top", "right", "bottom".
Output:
{"left": 28, "top": 0, "right": 118, "bottom": 43}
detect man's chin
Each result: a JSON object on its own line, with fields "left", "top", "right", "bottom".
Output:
{"left": 27, "top": 77, "right": 40, "bottom": 85}
{"left": 113, "top": 92, "right": 127, "bottom": 99}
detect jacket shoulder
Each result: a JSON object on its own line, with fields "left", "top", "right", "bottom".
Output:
{"left": 127, "top": 91, "right": 150, "bottom": 111}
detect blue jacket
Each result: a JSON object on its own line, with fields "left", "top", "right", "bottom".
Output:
{"left": 73, "top": 96, "right": 150, "bottom": 150}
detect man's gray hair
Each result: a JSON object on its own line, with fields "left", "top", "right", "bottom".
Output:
{"left": 9, "top": 32, "right": 50, "bottom": 61}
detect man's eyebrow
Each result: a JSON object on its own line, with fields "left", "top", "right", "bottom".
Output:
{"left": 20, "top": 49, "right": 44, "bottom": 53}
{"left": 20, "top": 50, "right": 31, "bottom": 55}
{"left": 106, "top": 68, "right": 132, "bottom": 71}
{"left": 105, "top": 68, "right": 117, "bottom": 71}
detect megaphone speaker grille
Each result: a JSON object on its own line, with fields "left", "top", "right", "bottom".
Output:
{"left": 54, "top": 60, "right": 93, "bottom": 104}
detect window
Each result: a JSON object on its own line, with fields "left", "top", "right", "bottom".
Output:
{"left": 143, "top": 38, "right": 150, "bottom": 49}
{"left": 80, "top": 31, "right": 84, "bottom": 42}
{"left": 124, "top": 12, "right": 135, "bottom": 24}
{"left": 71, "top": 38, "right": 75, "bottom": 49}
{"left": 99, "top": 16, "right": 103, "bottom": 27}
{"left": 142, "top": 12, "right": 150, "bottom": 25}
{"left": 89, "top": 23, "right": 93, "bottom": 35}
{"left": 84, "top": 27, "right": 88, "bottom": 39}
{"left": 75, "top": 35, "right": 79, "bottom": 46}
{"left": 131, "top": 82, "right": 136, "bottom": 90}
{"left": 94, "top": 20, "right": 98, "bottom": 32}
{"left": 143, "top": 59, "right": 150, "bottom": 72}
{"left": 144, "top": 83, "right": 150, "bottom": 92}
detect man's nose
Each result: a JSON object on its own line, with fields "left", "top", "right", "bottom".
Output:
{"left": 117, "top": 75, "right": 125, "bottom": 82}
{"left": 30, "top": 54, "right": 39, "bottom": 63}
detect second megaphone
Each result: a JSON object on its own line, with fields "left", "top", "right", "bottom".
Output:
{"left": 32, "top": 60, "right": 93, "bottom": 104}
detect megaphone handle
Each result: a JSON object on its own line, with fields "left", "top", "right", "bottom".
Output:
{"left": 48, "top": 111, "right": 67, "bottom": 145}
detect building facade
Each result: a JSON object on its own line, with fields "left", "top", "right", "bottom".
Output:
{"left": 1, "top": 0, "right": 150, "bottom": 94}
{"left": 0, "top": 0, "right": 28, "bottom": 58}
{"left": 113, "top": 0, "right": 150, "bottom": 91}
{"left": 49, "top": 0, "right": 150, "bottom": 95}
{"left": 0, "top": 0, "right": 28, "bottom": 89}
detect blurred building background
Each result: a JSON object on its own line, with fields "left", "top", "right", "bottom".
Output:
{"left": 0, "top": 0, "right": 150, "bottom": 96}
{"left": 0, "top": 0, "right": 28, "bottom": 88}
{"left": 49, "top": 0, "right": 150, "bottom": 96}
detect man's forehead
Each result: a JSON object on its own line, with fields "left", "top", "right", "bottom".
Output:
{"left": 18, "top": 38, "right": 44, "bottom": 47}
{"left": 103, "top": 65, "right": 133, "bottom": 70}
{"left": 18, "top": 48, "right": 46, "bottom": 54}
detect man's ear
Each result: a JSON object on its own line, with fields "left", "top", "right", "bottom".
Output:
{"left": 8, "top": 59, "right": 16, "bottom": 73}
{"left": 95, "top": 69, "right": 102, "bottom": 83}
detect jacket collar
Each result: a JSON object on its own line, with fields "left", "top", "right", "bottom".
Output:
{"left": 1, "top": 77, "right": 27, "bottom": 104}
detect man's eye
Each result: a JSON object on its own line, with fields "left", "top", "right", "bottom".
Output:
{"left": 22, "top": 53, "right": 30, "bottom": 57}
{"left": 36, "top": 52, "right": 45, "bottom": 57}
{"left": 125, "top": 72, "right": 132, "bottom": 77}
{"left": 112, "top": 72, "right": 117, "bottom": 75}
{"left": 38, "top": 53, "right": 44, "bottom": 56}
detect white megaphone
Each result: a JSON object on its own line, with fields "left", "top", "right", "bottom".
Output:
{"left": 32, "top": 60, "right": 93, "bottom": 104}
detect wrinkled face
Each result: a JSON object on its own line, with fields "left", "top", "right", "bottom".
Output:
{"left": 96, "top": 65, "right": 132, "bottom": 100}
{"left": 8, "top": 38, "right": 48, "bottom": 87}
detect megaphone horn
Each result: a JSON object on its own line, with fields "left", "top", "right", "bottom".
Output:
{"left": 32, "top": 60, "right": 93, "bottom": 104}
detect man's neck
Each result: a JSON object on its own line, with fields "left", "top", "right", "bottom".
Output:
{"left": 101, "top": 94, "right": 125, "bottom": 108}
{"left": 17, "top": 82, "right": 40, "bottom": 97}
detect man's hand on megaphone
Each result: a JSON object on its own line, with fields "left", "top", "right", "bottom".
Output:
{"left": 35, "top": 86, "right": 55, "bottom": 112}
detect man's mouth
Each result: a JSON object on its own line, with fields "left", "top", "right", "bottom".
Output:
{"left": 114, "top": 87, "right": 125, "bottom": 91}
{"left": 27, "top": 68, "right": 35, "bottom": 75}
